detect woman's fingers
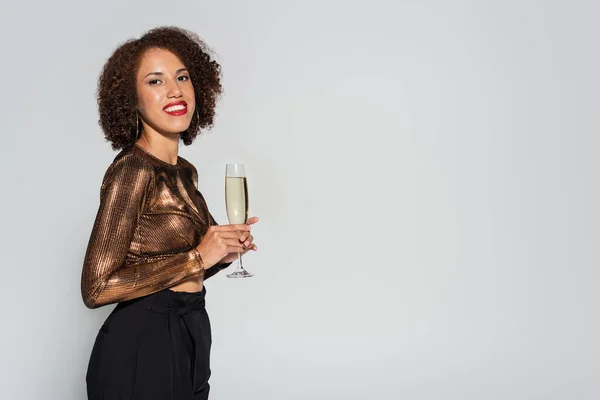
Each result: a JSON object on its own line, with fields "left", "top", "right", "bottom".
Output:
{"left": 222, "top": 238, "right": 246, "bottom": 248}
{"left": 212, "top": 231, "right": 252, "bottom": 245}
{"left": 225, "top": 234, "right": 257, "bottom": 251}
{"left": 241, "top": 234, "right": 254, "bottom": 247}
{"left": 239, "top": 244, "right": 257, "bottom": 255}
{"left": 238, "top": 232, "right": 251, "bottom": 243}
{"left": 218, "top": 231, "right": 247, "bottom": 239}
{"left": 225, "top": 238, "right": 257, "bottom": 255}
{"left": 213, "top": 224, "right": 251, "bottom": 232}
{"left": 216, "top": 217, "right": 257, "bottom": 231}
{"left": 226, "top": 246, "right": 246, "bottom": 254}
{"left": 205, "top": 218, "right": 258, "bottom": 257}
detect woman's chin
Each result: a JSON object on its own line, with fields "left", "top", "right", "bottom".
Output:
{"left": 157, "top": 127, "right": 190, "bottom": 137}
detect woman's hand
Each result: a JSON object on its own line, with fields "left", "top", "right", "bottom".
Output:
{"left": 195, "top": 223, "right": 252, "bottom": 270}
{"left": 218, "top": 217, "right": 259, "bottom": 264}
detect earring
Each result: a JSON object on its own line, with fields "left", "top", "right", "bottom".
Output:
{"left": 182, "top": 107, "right": 201, "bottom": 135}
{"left": 136, "top": 112, "right": 142, "bottom": 139}
{"left": 191, "top": 107, "right": 201, "bottom": 133}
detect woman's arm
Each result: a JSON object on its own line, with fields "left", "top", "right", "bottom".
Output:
{"left": 81, "top": 155, "right": 204, "bottom": 309}
{"left": 202, "top": 215, "right": 233, "bottom": 280}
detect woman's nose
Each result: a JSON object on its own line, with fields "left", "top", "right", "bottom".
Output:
{"left": 166, "top": 79, "right": 183, "bottom": 98}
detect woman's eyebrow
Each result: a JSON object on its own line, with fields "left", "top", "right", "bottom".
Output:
{"left": 144, "top": 68, "right": 188, "bottom": 78}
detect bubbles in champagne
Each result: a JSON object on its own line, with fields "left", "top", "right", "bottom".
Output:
{"left": 225, "top": 177, "right": 248, "bottom": 224}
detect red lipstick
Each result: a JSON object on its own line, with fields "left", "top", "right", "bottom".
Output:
{"left": 163, "top": 101, "right": 188, "bottom": 116}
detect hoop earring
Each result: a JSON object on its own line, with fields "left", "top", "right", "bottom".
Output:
{"left": 136, "top": 112, "right": 142, "bottom": 140}
{"left": 192, "top": 107, "right": 201, "bottom": 133}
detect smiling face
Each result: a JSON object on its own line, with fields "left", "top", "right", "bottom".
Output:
{"left": 136, "top": 48, "right": 196, "bottom": 137}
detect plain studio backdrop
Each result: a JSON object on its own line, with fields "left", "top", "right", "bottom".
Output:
{"left": 0, "top": 0, "right": 598, "bottom": 399}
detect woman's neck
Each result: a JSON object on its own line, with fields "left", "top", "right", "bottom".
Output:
{"left": 136, "top": 130, "right": 179, "bottom": 165}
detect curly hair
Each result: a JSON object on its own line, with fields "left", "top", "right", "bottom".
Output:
{"left": 96, "top": 26, "right": 222, "bottom": 150}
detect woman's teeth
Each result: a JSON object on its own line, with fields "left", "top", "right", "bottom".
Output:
{"left": 165, "top": 105, "right": 186, "bottom": 112}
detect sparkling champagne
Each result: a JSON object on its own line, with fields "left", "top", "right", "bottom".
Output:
{"left": 225, "top": 177, "right": 248, "bottom": 224}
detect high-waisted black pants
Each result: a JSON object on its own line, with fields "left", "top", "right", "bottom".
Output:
{"left": 86, "top": 287, "right": 212, "bottom": 399}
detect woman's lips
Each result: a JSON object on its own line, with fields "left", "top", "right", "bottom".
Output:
{"left": 163, "top": 101, "right": 188, "bottom": 116}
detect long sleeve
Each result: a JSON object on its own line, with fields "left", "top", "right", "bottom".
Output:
{"left": 81, "top": 155, "right": 204, "bottom": 309}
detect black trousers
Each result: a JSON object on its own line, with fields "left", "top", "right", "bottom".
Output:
{"left": 86, "top": 287, "right": 212, "bottom": 400}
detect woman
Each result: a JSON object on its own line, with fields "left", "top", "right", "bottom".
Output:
{"left": 81, "top": 26, "right": 258, "bottom": 399}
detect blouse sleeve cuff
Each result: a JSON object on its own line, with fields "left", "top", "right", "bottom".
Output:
{"left": 190, "top": 247, "right": 205, "bottom": 274}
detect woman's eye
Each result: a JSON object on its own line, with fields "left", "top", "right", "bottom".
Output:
{"left": 148, "top": 76, "right": 188, "bottom": 85}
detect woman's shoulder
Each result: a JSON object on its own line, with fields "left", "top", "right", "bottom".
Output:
{"left": 101, "top": 146, "right": 156, "bottom": 186}
{"left": 110, "top": 146, "right": 154, "bottom": 171}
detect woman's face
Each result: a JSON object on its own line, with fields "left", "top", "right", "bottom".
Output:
{"left": 136, "top": 48, "right": 196, "bottom": 137}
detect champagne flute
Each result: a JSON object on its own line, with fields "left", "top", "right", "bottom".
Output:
{"left": 225, "top": 163, "right": 254, "bottom": 278}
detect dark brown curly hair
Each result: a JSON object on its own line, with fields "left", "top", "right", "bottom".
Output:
{"left": 97, "top": 26, "right": 222, "bottom": 150}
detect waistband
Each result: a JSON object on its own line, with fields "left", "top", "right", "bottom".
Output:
{"left": 115, "top": 286, "right": 207, "bottom": 315}
{"left": 147, "top": 287, "right": 207, "bottom": 316}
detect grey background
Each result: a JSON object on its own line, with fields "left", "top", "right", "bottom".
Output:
{"left": 1, "top": 0, "right": 598, "bottom": 399}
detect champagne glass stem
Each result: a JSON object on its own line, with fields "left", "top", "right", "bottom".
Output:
{"left": 227, "top": 250, "right": 253, "bottom": 278}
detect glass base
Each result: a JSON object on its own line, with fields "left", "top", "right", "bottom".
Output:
{"left": 226, "top": 268, "right": 254, "bottom": 278}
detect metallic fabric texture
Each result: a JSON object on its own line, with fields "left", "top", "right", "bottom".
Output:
{"left": 81, "top": 144, "right": 225, "bottom": 309}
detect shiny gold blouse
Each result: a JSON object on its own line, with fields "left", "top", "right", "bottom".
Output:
{"left": 81, "top": 144, "right": 230, "bottom": 309}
